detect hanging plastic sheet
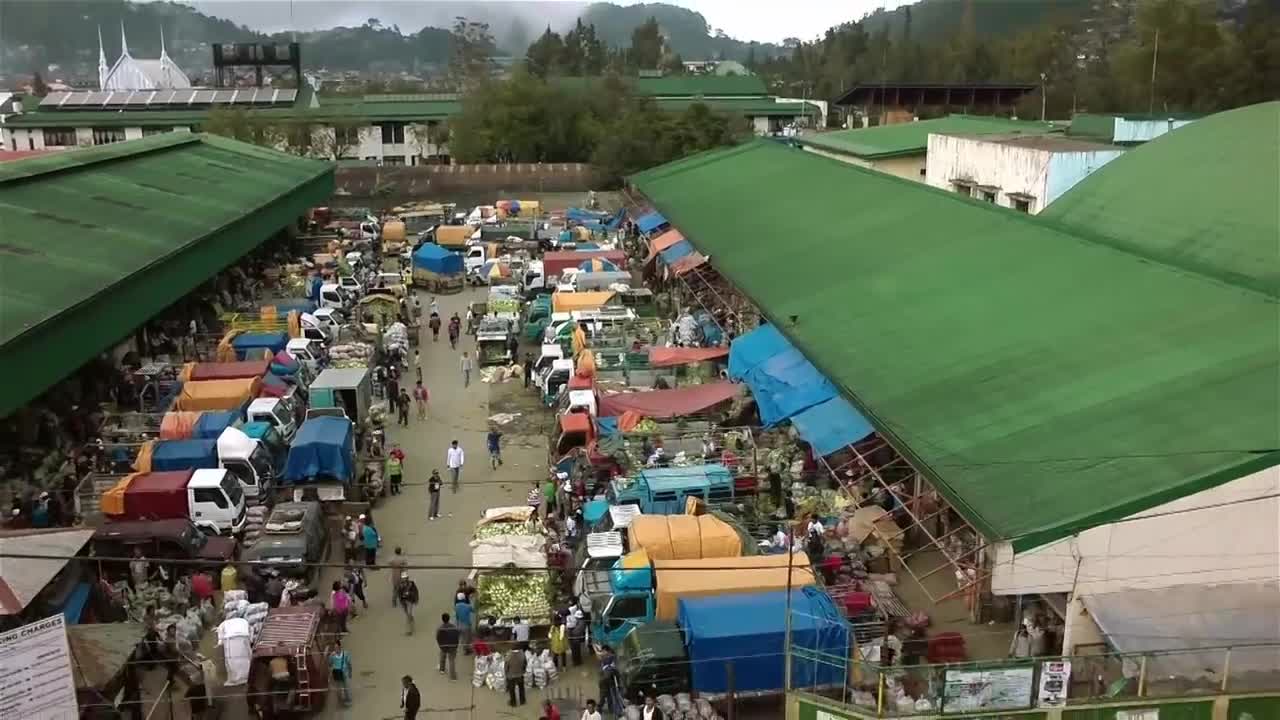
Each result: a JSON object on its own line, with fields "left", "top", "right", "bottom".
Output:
{"left": 659, "top": 240, "right": 694, "bottom": 265}
{"left": 636, "top": 212, "right": 667, "bottom": 234}
{"left": 790, "top": 396, "right": 875, "bottom": 456}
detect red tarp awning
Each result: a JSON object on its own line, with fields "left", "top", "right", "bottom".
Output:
{"left": 648, "top": 346, "right": 729, "bottom": 367}
{"left": 598, "top": 382, "right": 740, "bottom": 419}
{"left": 671, "top": 252, "right": 708, "bottom": 276}
{"left": 189, "top": 360, "right": 271, "bottom": 381}
{"left": 646, "top": 229, "right": 685, "bottom": 261}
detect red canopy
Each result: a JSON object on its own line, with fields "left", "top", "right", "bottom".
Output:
{"left": 671, "top": 252, "right": 708, "bottom": 276}
{"left": 597, "top": 382, "right": 740, "bottom": 419}
{"left": 645, "top": 229, "right": 685, "bottom": 261}
{"left": 189, "top": 360, "right": 271, "bottom": 381}
{"left": 648, "top": 346, "right": 729, "bottom": 367}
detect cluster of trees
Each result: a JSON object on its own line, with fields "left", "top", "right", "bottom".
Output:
{"left": 448, "top": 70, "right": 746, "bottom": 182}
{"left": 525, "top": 18, "right": 684, "bottom": 78}
{"left": 752, "top": 0, "right": 1280, "bottom": 119}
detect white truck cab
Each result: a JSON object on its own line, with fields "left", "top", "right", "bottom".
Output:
{"left": 540, "top": 358, "right": 575, "bottom": 397}
{"left": 298, "top": 313, "right": 332, "bottom": 345}
{"left": 247, "top": 397, "right": 298, "bottom": 444}
{"left": 533, "top": 344, "right": 565, "bottom": 378}
{"left": 286, "top": 338, "right": 324, "bottom": 375}
{"left": 216, "top": 427, "right": 275, "bottom": 500}
{"left": 573, "top": 530, "right": 624, "bottom": 603}
{"left": 543, "top": 313, "right": 574, "bottom": 344}
{"left": 521, "top": 260, "right": 546, "bottom": 297}
{"left": 317, "top": 283, "right": 348, "bottom": 311}
{"left": 464, "top": 244, "right": 487, "bottom": 275}
{"left": 189, "top": 468, "right": 248, "bottom": 536}
{"left": 566, "top": 389, "right": 598, "bottom": 417}
{"left": 337, "top": 274, "right": 364, "bottom": 297}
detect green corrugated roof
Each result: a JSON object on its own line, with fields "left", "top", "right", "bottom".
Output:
{"left": 0, "top": 133, "right": 333, "bottom": 416}
{"left": 632, "top": 139, "right": 1280, "bottom": 552}
{"left": 799, "top": 115, "right": 1057, "bottom": 159}
{"left": 553, "top": 74, "right": 768, "bottom": 98}
{"left": 3, "top": 95, "right": 460, "bottom": 128}
{"left": 1043, "top": 102, "right": 1280, "bottom": 297}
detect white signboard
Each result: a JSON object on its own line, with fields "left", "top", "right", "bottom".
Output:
{"left": 942, "top": 665, "right": 1036, "bottom": 714}
{"left": 1037, "top": 659, "right": 1071, "bottom": 707}
{"left": 0, "top": 615, "right": 79, "bottom": 719}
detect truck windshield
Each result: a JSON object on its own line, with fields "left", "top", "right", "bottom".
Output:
{"left": 219, "top": 473, "right": 244, "bottom": 506}
{"left": 249, "top": 445, "right": 273, "bottom": 479}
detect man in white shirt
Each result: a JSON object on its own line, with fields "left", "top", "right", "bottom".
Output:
{"left": 580, "top": 699, "right": 603, "bottom": 720}
{"left": 512, "top": 616, "right": 530, "bottom": 648}
{"left": 446, "top": 440, "right": 464, "bottom": 493}
{"left": 641, "top": 695, "right": 664, "bottom": 719}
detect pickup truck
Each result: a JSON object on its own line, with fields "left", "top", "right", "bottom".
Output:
{"left": 590, "top": 552, "right": 815, "bottom": 650}
{"left": 242, "top": 501, "right": 329, "bottom": 580}
{"left": 616, "top": 587, "right": 849, "bottom": 701}
{"left": 102, "top": 468, "right": 248, "bottom": 536}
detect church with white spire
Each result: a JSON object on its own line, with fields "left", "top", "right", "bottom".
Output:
{"left": 98, "top": 23, "right": 192, "bottom": 91}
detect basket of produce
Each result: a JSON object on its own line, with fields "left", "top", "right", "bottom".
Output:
{"left": 475, "top": 568, "right": 552, "bottom": 625}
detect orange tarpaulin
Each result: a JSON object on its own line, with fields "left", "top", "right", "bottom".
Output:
{"left": 646, "top": 229, "right": 685, "bottom": 261}
{"left": 174, "top": 378, "right": 261, "bottom": 411}
{"left": 159, "top": 411, "right": 203, "bottom": 440}
{"left": 653, "top": 553, "right": 815, "bottom": 622}
{"left": 178, "top": 363, "right": 196, "bottom": 382}
{"left": 647, "top": 346, "right": 729, "bottom": 367}
{"left": 552, "top": 291, "right": 615, "bottom": 313}
{"left": 101, "top": 473, "right": 140, "bottom": 516}
{"left": 571, "top": 326, "right": 588, "bottom": 357}
{"left": 215, "top": 331, "right": 239, "bottom": 362}
{"left": 435, "top": 225, "right": 473, "bottom": 248}
{"left": 671, "top": 252, "right": 708, "bottom": 276}
{"left": 132, "top": 440, "right": 155, "bottom": 473}
{"left": 617, "top": 411, "right": 644, "bottom": 432}
{"left": 628, "top": 514, "right": 742, "bottom": 561}
{"left": 576, "top": 350, "right": 596, "bottom": 378}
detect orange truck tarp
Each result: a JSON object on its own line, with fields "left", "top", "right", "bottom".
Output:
{"left": 552, "top": 291, "right": 616, "bottom": 314}
{"left": 100, "top": 473, "right": 141, "bottom": 516}
{"left": 652, "top": 552, "right": 814, "bottom": 622}
{"left": 435, "top": 225, "right": 473, "bottom": 248}
{"left": 188, "top": 360, "right": 271, "bottom": 382}
{"left": 132, "top": 440, "right": 156, "bottom": 473}
{"left": 628, "top": 514, "right": 742, "bottom": 561}
{"left": 597, "top": 382, "right": 740, "bottom": 420}
{"left": 571, "top": 325, "right": 588, "bottom": 357}
{"left": 647, "top": 346, "right": 729, "bottom": 368}
{"left": 646, "top": 229, "right": 685, "bottom": 261}
{"left": 576, "top": 350, "right": 596, "bottom": 378}
{"left": 382, "top": 221, "right": 407, "bottom": 244}
{"left": 173, "top": 378, "right": 261, "bottom": 411}
{"left": 160, "top": 411, "right": 203, "bottom": 440}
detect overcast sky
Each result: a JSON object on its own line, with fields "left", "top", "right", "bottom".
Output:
{"left": 185, "top": 0, "right": 910, "bottom": 44}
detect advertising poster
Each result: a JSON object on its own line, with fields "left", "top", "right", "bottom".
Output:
{"left": 942, "top": 665, "right": 1036, "bottom": 714}
{"left": 0, "top": 615, "right": 79, "bottom": 720}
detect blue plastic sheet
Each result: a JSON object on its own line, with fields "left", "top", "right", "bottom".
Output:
{"left": 284, "top": 416, "right": 354, "bottom": 483}
{"left": 659, "top": 240, "right": 693, "bottom": 264}
{"left": 790, "top": 396, "right": 875, "bottom": 456}
{"left": 232, "top": 332, "right": 289, "bottom": 358}
{"left": 151, "top": 439, "right": 219, "bottom": 471}
{"left": 728, "top": 324, "right": 789, "bottom": 380}
{"left": 678, "top": 587, "right": 849, "bottom": 694}
{"left": 193, "top": 410, "right": 238, "bottom": 440}
{"left": 745, "top": 347, "right": 837, "bottom": 426}
{"left": 594, "top": 416, "right": 620, "bottom": 437}
{"left": 582, "top": 499, "right": 609, "bottom": 527}
{"left": 413, "top": 243, "right": 464, "bottom": 274}
{"left": 636, "top": 211, "right": 667, "bottom": 234}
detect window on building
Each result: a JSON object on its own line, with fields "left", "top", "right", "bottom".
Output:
{"left": 141, "top": 126, "right": 171, "bottom": 137}
{"left": 379, "top": 122, "right": 405, "bottom": 145}
{"left": 951, "top": 182, "right": 973, "bottom": 196}
{"left": 43, "top": 128, "right": 77, "bottom": 146}
{"left": 1011, "top": 197, "right": 1033, "bottom": 213}
{"left": 982, "top": 191, "right": 997, "bottom": 203}
{"left": 334, "top": 126, "right": 360, "bottom": 147}
{"left": 92, "top": 127, "right": 126, "bottom": 145}
{"left": 382, "top": 155, "right": 406, "bottom": 166}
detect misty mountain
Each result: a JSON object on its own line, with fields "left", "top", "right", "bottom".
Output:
{"left": 578, "top": 3, "right": 785, "bottom": 61}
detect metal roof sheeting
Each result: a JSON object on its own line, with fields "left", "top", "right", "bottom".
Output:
{"left": 800, "top": 114, "right": 1056, "bottom": 159}
{"left": 0, "top": 528, "right": 95, "bottom": 614}
{"left": 632, "top": 138, "right": 1280, "bottom": 552}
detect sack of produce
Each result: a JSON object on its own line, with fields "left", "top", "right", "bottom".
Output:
{"left": 472, "top": 655, "right": 490, "bottom": 688}
{"left": 543, "top": 650, "right": 557, "bottom": 683}
{"left": 225, "top": 590, "right": 248, "bottom": 604}
{"left": 244, "top": 602, "right": 269, "bottom": 623}
{"left": 659, "top": 695, "right": 677, "bottom": 714}
{"left": 694, "top": 697, "right": 716, "bottom": 718}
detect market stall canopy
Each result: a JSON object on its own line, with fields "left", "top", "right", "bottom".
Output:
{"left": 69, "top": 622, "right": 147, "bottom": 691}
{"left": 187, "top": 359, "right": 271, "bottom": 382}
{"left": 1084, "top": 582, "right": 1280, "bottom": 681}
{"left": 659, "top": 240, "right": 694, "bottom": 265}
{"left": 577, "top": 258, "right": 620, "bottom": 272}
{"left": 647, "top": 229, "right": 685, "bottom": 261}
{"left": 413, "top": 243, "right": 464, "bottom": 275}
{"left": 0, "top": 528, "right": 95, "bottom": 614}
{"left": 670, "top": 252, "right": 708, "bottom": 276}
{"left": 648, "top": 346, "right": 729, "bottom": 367}
{"left": 636, "top": 211, "right": 668, "bottom": 234}
{"left": 728, "top": 324, "right": 874, "bottom": 452}
{"left": 552, "top": 291, "right": 616, "bottom": 313}
{"left": 597, "top": 381, "right": 740, "bottom": 419}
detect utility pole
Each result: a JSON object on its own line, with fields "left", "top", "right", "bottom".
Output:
{"left": 783, "top": 525, "right": 795, "bottom": 693}
{"left": 1040, "top": 72, "right": 1048, "bottom": 122}
{"left": 1148, "top": 28, "right": 1160, "bottom": 114}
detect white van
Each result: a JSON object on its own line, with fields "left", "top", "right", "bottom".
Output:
{"left": 247, "top": 396, "right": 299, "bottom": 443}
{"left": 286, "top": 338, "right": 324, "bottom": 375}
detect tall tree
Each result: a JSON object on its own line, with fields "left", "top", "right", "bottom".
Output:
{"left": 630, "top": 17, "right": 664, "bottom": 69}
{"left": 526, "top": 28, "right": 565, "bottom": 78}
{"left": 449, "top": 16, "right": 496, "bottom": 91}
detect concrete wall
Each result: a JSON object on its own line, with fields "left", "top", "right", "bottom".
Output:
{"left": 991, "top": 465, "right": 1280, "bottom": 597}
{"left": 1043, "top": 148, "right": 1125, "bottom": 205}
{"left": 801, "top": 145, "right": 928, "bottom": 182}
{"left": 1113, "top": 117, "right": 1195, "bottom": 143}
{"left": 333, "top": 162, "right": 603, "bottom": 203}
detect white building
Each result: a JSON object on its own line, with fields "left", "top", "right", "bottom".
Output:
{"left": 98, "top": 25, "right": 191, "bottom": 91}
{"left": 925, "top": 132, "right": 1125, "bottom": 214}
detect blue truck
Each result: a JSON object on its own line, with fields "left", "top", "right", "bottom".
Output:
{"left": 149, "top": 430, "right": 277, "bottom": 500}
{"left": 615, "top": 587, "right": 850, "bottom": 701}
{"left": 608, "top": 464, "right": 739, "bottom": 514}
{"left": 282, "top": 416, "right": 356, "bottom": 502}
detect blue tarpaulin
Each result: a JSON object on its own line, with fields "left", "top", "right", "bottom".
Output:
{"left": 594, "top": 416, "right": 620, "bottom": 437}
{"left": 151, "top": 439, "right": 219, "bottom": 471}
{"left": 659, "top": 240, "right": 694, "bottom": 265}
{"left": 193, "top": 411, "right": 238, "bottom": 440}
{"left": 62, "top": 582, "right": 92, "bottom": 624}
{"left": 791, "top": 396, "right": 875, "bottom": 456}
{"left": 567, "top": 207, "right": 611, "bottom": 223}
{"left": 270, "top": 299, "right": 316, "bottom": 315}
{"left": 605, "top": 208, "right": 626, "bottom": 230}
{"left": 582, "top": 499, "right": 609, "bottom": 527}
{"left": 636, "top": 211, "right": 667, "bottom": 234}
{"left": 413, "top": 243, "right": 464, "bottom": 274}
{"left": 284, "top": 416, "right": 354, "bottom": 483}
{"left": 232, "top": 332, "right": 289, "bottom": 359}
{"left": 728, "top": 324, "right": 875, "bottom": 453}
{"left": 678, "top": 588, "right": 849, "bottom": 695}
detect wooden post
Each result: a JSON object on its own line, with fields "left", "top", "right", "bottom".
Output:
{"left": 1137, "top": 655, "right": 1148, "bottom": 697}
{"left": 1221, "top": 647, "right": 1231, "bottom": 692}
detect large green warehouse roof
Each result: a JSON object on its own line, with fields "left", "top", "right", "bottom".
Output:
{"left": 800, "top": 114, "right": 1057, "bottom": 160}
{"left": 632, "top": 137, "right": 1280, "bottom": 552}
{"left": 0, "top": 133, "right": 333, "bottom": 416}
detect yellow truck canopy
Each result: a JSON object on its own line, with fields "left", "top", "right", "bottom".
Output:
{"left": 628, "top": 515, "right": 742, "bottom": 561}
{"left": 436, "top": 225, "right": 473, "bottom": 248}
{"left": 652, "top": 552, "right": 814, "bottom": 622}
{"left": 552, "top": 291, "right": 615, "bottom": 313}
{"left": 174, "top": 378, "right": 261, "bottom": 411}
{"left": 382, "top": 221, "right": 406, "bottom": 243}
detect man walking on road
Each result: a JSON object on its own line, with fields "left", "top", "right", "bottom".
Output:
{"left": 446, "top": 441, "right": 464, "bottom": 493}
{"left": 397, "top": 388, "right": 411, "bottom": 426}
{"left": 413, "top": 380, "right": 429, "bottom": 420}
{"left": 388, "top": 547, "right": 408, "bottom": 607}
{"left": 397, "top": 572, "right": 419, "bottom": 635}
{"left": 401, "top": 675, "right": 420, "bottom": 720}
{"left": 504, "top": 645, "right": 527, "bottom": 707}
{"left": 454, "top": 592, "right": 474, "bottom": 653}
{"left": 486, "top": 428, "right": 503, "bottom": 469}
{"left": 523, "top": 353, "right": 534, "bottom": 389}
{"left": 436, "top": 613, "right": 460, "bottom": 680}
{"left": 461, "top": 351, "right": 473, "bottom": 387}
{"left": 427, "top": 470, "right": 443, "bottom": 520}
